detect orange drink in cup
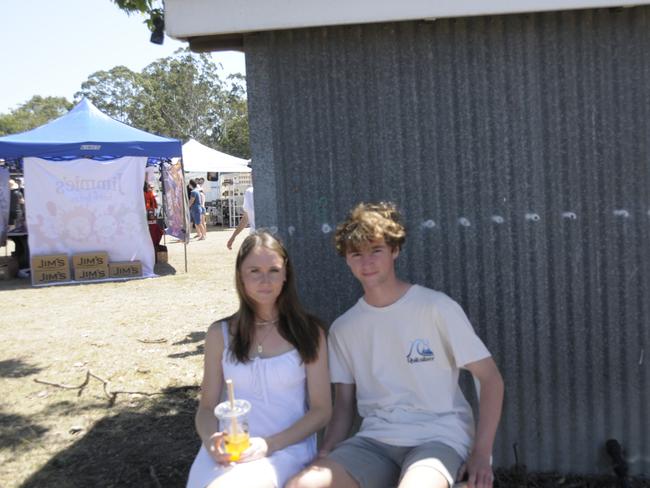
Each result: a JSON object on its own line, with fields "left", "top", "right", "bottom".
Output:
{"left": 215, "top": 399, "right": 251, "bottom": 461}
{"left": 215, "top": 380, "right": 251, "bottom": 462}
{"left": 224, "top": 431, "right": 250, "bottom": 461}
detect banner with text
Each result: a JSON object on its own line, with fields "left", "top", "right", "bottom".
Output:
{"left": 24, "top": 156, "right": 155, "bottom": 278}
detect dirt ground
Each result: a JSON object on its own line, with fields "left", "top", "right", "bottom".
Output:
{"left": 0, "top": 227, "right": 240, "bottom": 487}
{"left": 0, "top": 227, "right": 647, "bottom": 487}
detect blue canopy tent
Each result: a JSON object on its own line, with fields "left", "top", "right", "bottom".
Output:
{"left": 0, "top": 98, "right": 181, "bottom": 159}
{"left": 0, "top": 99, "right": 188, "bottom": 282}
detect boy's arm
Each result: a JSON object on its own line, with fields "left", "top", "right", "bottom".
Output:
{"left": 318, "top": 382, "right": 356, "bottom": 457}
{"left": 460, "top": 356, "right": 504, "bottom": 488}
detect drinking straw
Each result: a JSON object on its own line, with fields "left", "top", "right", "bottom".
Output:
{"left": 225, "top": 379, "right": 239, "bottom": 437}
{"left": 226, "top": 379, "right": 235, "bottom": 408}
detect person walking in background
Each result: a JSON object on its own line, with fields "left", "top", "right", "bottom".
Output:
{"left": 187, "top": 180, "right": 196, "bottom": 235}
{"left": 144, "top": 181, "right": 164, "bottom": 251}
{"left": 288, "top": 202, "right": 504, "bottom": 488}
{"left": 187, "top": 230, "right": 331, "bottom": 488}
{"left": 188, "top": 179, "right": 207, "bottom": 240}
{"left": 143, "top": 182, "right": 158, "bottom": 222}
{"left": 227, "top": 186, "right": 254, "bottom": 250}
{"left": 187, "top": 181, "right": 194, "bottom": 202}
{"left": 8, "top": 178, "right": 25, "bottom": 232}
{"left": 197, "top": 177, "right": 208, "bottom": 233}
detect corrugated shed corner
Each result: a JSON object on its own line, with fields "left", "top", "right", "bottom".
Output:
{"left": 244, "top": 7, "right": 650, "bottom": 475}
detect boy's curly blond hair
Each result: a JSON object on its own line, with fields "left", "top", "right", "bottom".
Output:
{"left": 334, "top": 202, "right": 406, "bottom": 256}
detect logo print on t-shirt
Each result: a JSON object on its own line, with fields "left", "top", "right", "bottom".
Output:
{"left": 406, "top": 339, "right": 435, "bottom": 363}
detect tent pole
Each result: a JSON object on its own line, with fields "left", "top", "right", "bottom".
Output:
{"left": 157, "top": 159, "right": 169, "bottom": 277}
{"left": 158, "top": 160, "right": 168, "bottom": 251}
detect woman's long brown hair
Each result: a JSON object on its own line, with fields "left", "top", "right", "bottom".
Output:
{"left": 227, "top": 230, "right": 322, "bottom": 364}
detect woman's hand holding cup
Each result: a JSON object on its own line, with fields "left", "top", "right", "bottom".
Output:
{"left": 205, "top": 431, "right": 232, "bottom": 465}
{"left": 236, "top": 437, "right": 269, "bottom": 463}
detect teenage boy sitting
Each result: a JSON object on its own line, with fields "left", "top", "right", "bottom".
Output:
{"left": 287, "top": 202, "right": 504, "bottom": 488}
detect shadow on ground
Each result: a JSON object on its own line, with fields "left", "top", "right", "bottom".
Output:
{"left": 19, "top": 386, "right": 200, "bottom": 488}
{"left": 173, "top": 332, "right": 205, "bottom": 346}
{"left": 0, "top": 358, "right": 43, "bottom": 378}
{"left": 0, "top": 277, "right": 32, "bottom": 291}
{"left": 154, "top": 262, "right": 177, "bottom": 276}
{"left": 0, "top": 410, "right": 49, "bottom": 452}
{"left": 169, "top": 331, "right": 205, "bottom": 359}
{"left": 13, "top": 386, "right": 650, "bottom": 488}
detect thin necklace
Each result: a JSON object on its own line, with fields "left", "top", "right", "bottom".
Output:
{"left": 254, "top": 317, "right": 279, "bottom": 327}
{"left": 255, "top": 322, "right": 277, "bottom": 354}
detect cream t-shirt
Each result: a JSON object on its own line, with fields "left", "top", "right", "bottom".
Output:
{"left": 328, "top": 284, "right": 491, "bottom": 458}
{"left": 242, "top": 187, "right": 255, "bottom": 230}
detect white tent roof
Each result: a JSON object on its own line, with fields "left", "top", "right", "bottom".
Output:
{"left": 181, "top": 139, "right": 251, "bottom": 173}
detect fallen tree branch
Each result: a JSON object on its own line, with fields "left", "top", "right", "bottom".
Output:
{"left": 35, "top": 370, "right": 91, "bottom": 397}
{"left": 34, "top": 369, "right": 169, "bottom": 406}
{"left": 137, "top": 338, "right": 167, "bottom": 344}
{"left": 35, "top": 371, "right": 90, "bottom": 390}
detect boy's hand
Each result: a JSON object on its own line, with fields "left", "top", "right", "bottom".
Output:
{"left": 457, "top": 451, "right": 493, "bottom": 488}
{"left": 316, "top": 448, "right": 331, "bottom": 459}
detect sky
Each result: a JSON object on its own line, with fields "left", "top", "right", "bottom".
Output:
{"left": 0, "top": 0, "right": 246, "bottom": 114}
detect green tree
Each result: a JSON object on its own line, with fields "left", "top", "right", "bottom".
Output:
{"left": 0, "top": 96, "right": 72, "bottom": 136}
{"left": 217, "top": 74, "right": 250, "bottom": 159}
{"left": 71, "top": 48, "right": 249, "bottom": 155}
{"left": 131, "top": 49, "right": 223, "bottom": 140}
{"left": 130, "top": 48, "right": 249, "bottom": 157}
{"left": 74, "top": 66, "right": 142, "bottom": 122}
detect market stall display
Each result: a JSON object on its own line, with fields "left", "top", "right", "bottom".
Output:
{"left": 0, "top": 99, "right": 184, "bottom": 285}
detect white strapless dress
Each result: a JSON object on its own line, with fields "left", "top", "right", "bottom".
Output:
{"left": 186, "top": 322, "right": 316, "bottom": 488}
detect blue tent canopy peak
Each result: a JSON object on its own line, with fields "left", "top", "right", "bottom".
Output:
{"left": 0, "top": 98, "right": 182, "bottom": 159}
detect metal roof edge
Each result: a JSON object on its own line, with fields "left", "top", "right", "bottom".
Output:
{"left": 165, "top": 0, "right": 648, "bottom": 42}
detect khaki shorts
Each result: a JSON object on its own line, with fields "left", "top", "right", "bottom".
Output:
{"left": 327, "top": 435, "right": 463, "bottom": 488}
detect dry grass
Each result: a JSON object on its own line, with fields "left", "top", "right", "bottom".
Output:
{"left": 0, "top": 227, "right": 241, "bottom": 488}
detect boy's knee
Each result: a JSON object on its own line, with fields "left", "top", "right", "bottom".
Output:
{"left": 286, "top": 464, "right": 331, "bottom": 488}
{"left": 287, "top": 460, "right": 358, "bottom": 488}
{"left": 284, "top": 476, "right": 301, "bottom": 488}
{"left": 285, "top": 468, "right": 314, "bottom": 488}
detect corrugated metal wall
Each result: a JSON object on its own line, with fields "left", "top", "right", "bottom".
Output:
{"left": 244, "top": 7, "right": 650, "bottom": 475}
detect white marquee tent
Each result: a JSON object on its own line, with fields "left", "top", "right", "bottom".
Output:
{"left": 180, "top": 139, "right": 251, "bottom": 173}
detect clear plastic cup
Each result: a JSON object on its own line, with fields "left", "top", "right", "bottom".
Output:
{"left": 214, "top": 399, "right": 251, "bottom": 461}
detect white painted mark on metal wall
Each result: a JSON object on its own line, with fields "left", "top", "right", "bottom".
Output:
{"left": 421, "top": 219, "right": 436, "bottom": 229}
